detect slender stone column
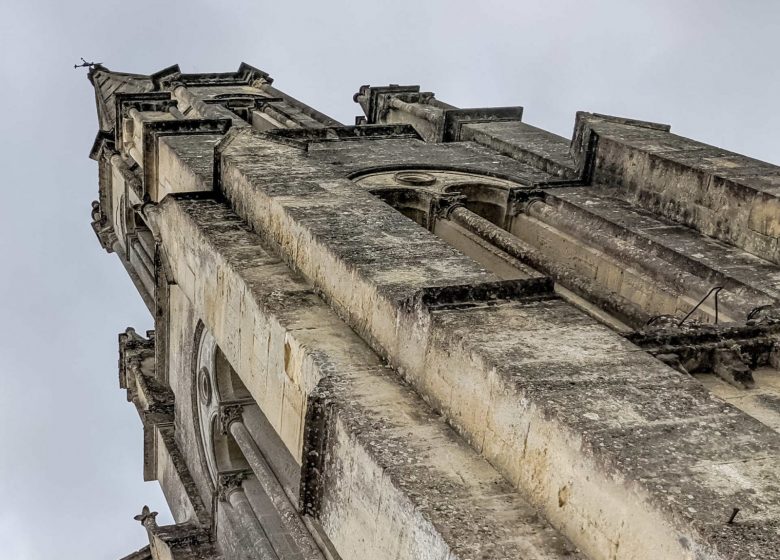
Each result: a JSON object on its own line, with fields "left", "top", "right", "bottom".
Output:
{"left": 388, "top": 96, "right": 441, "bottom": 123}
{"left": 220, "top": 404, "right": 324, "bottom": 560}
{"left": 446, "top": 204, "right": 650, "bottom": 326}
{"left": 130, "top": 237, "right": 154, "bottom": 276}
{"left": 219, "top": 471, "right": 279, "bottom": 560}
{"left": 257, "top": 104, "right": 300, "bottom": 129}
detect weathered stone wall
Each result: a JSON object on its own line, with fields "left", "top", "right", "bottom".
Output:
{"left": 578, "top": 116, "right": 780, "bottom": 265}
{"left": 153, "top": 194, "right": 581, "bottom": 559}
{"left": 89, "top": 65, "right": 780, "bottom": 560}
{"left": 216, "top": 126, "right": 780, "bottom": 560}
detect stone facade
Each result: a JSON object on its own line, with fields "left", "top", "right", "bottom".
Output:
{"left": 87, "top": 63, "right": 780, "bottom": 560}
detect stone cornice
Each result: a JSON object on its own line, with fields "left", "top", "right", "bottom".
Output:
{"left": 152, "top": 62, "right": 272, "bottom": 91}
{"left": 267, "top": 123, "right": 421, "bottom": 149}
{"left": 89, "top": 130, "right": 115, "bottom": 161}
{"left": 442, "top": 106, "right": 524, "bottom": 142}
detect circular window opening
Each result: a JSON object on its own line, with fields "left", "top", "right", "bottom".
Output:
{"left": 393, "top": 171, "right": 437, "bottom": 186}
{"left": 198, "top": 366, "right": 212, "bottom": 406}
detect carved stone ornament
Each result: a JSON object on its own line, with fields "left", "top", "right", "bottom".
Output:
{"left": 198, "top": 367, "right": 212, "bottom": 407}
{"left": 217, "top": 471, "right": 248, "bottom": 502}
{"left": 90, "top": 200, "right": 118, "bottom": 252}
{"left": 394, "top": 171, "right": 437, "bottom": 186}
{"left": 219, "top": 404, "right": 244, "bottom": 435}
{"left": 133, "top": 505, "right": 159, "bottom": 532}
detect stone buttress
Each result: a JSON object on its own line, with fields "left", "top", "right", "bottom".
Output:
{"left": 89, "top": 63, "right": 780, "bottom": 560}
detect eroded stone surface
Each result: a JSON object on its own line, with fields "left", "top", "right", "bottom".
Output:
{"left": 87, "top": 64, "right": 780, "bottom": 560}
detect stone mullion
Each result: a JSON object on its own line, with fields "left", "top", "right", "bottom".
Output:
{"left": 127, "top": 237, "right": 155, "bottom": 298}
{"left": 219, "top": 471, "right": 279, "bottom": 560}
{"left": 130, "top": 236, "right": 154, "bottom": 277}
{"left": 220, "top": 404, "right": 324, "bottom": 560}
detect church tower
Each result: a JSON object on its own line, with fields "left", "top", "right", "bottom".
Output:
{"left": 87, "top": 63, "right": 780, "bottom": 560}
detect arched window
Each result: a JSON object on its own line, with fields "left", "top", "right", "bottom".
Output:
{"left": 195, "top": 327, "right": 256, "bottom": 482}
{"left": 193, "top": 324, "right": 330, "bottom": 560}
{"left": 355, "top": 169, "right": 515, "bottom": 228}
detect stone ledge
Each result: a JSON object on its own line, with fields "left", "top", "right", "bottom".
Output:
{"left": 156, "top": 195, "right": 582, "bottom": 559}
{"left": 214, "top": 129, "right": 780, "bottom": 559}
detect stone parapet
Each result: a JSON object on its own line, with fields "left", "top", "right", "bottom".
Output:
{"left": 574, "top": 112, "right": 780, "bottom": 264}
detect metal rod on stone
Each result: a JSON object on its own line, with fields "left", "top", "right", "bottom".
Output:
{"left": 74, "top": 57, "right": 100, "bottom": 69}
{"left": 679, "top": 286, "right": 723, "bottom": 327}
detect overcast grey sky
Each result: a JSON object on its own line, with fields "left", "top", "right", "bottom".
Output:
{"left": 1, "top": 1, "right": 779, "bottom": 558}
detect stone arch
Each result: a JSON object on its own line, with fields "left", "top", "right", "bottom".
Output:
{"left": 351, "top": 168, "right": 522, "bottom": 192}
{"left": 191, "top": 325, "right": 328, "bottom": 559}
{"left": 370, "top": 187, "right": 438, "bottom": 228}
{"left": 351, "top": 167, "right": 652, "bottom": 331}
{"left": 214, "top": 347, "right": 251, "bottom": 402}
{"left": 353, "top": 168, "right": 520, "bottom": 231}
{"left": 194, "top": 325, "right": 255, "bottom": 485}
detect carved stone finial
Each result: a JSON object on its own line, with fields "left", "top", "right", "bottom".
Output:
{"left": 133, "top": 505, "right": 159, "bottom": 531}
{"left": 123, "top": 326, "right": 145, "bottom": 343}
{"left": 119, "top": 327, "right": 157, "bottom": 393}
{"left": 90, "top": 200, "right": 103, "bottom": 223}
{"left": 218, "top": 471, "right": 248, "bottom": 502}
{"left": 219, "top": 404, "right": 244, "bottom": 435}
